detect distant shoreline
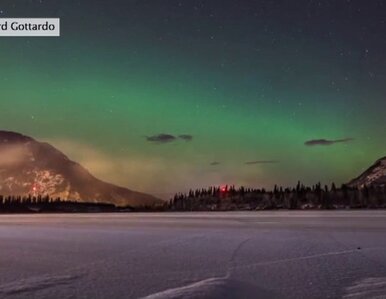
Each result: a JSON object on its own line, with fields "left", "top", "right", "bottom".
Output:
{"left": 2, "top": 182, "right": 386, "bottom": 214}
{"left": 2, "top": 206, "right": 386, "bottom": 215}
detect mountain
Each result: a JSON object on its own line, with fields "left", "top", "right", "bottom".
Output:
{"left": 0, "top": 131, "right": 162, "bottom": 207}
{"left": 348, "top": 156, "right": 386, "bottom": 188}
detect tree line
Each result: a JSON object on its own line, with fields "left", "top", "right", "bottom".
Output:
{"left": 1, "top": 182, "right": 385, "bottom": 213}
{"left": 165, "top": 182, "right": 386, "bottom": 211}
{"left": 0, "top": 195, "right": 117, "bottom": 213}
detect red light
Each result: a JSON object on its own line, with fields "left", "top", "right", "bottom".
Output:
{"left": 221, "top": 186, "right": 227, "bottom": 192}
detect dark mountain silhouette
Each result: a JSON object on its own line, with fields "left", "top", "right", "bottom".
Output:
{"left": 348, "top": 156, "right": 386, "bottom": 188}
{"left": 0, "top": 131, "right": 161, "bottom": 207}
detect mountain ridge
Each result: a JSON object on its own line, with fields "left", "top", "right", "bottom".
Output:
{"left": 0, "top": 130, "right": 162, "bottom": 207}
{"left": 348, "top": 156, "right": 386, "bottom": 188}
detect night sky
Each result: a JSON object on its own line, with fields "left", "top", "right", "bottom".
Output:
{"left": 1, "top": 0, "right": 385, "bottom": 198}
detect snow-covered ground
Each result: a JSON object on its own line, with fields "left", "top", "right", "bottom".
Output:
{"left": 1, "top": 211, "right": 386, "bottom": 299}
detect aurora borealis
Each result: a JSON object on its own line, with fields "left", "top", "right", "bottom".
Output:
{"left": 1, "top": 0, "right": 385, "bottom": 198}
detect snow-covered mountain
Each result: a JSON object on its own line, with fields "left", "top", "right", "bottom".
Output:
{"left": 348, "top": 156, "right": 386, "bottom": 188}
{"left": 0, "top": 131, "right": 161, "bottom": 207}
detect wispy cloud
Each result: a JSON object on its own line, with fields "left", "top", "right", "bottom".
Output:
{"left": 0, "top": 144, "right": 30, "bottom": 167}
{"left": 178, "top": 134, "right": 193, "bottom": 141}
{"left": 146, "top": 134, "right": 176, "bottom": 144}
{"left": 146, "top": 133, "right": 194, "bottom": 144}
{"left": 45, "top": 138, "right": 227, "bottom": 200}
{"left": 45, "top": 138, "right": 176, "bottom": 197}
{"left": 245, "top": 160, "right": 279, "bottom": 165}
{"left": 304, "top": 138, "right": 354, "bottom": 146}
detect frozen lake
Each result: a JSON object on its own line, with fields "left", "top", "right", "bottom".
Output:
{"left": 1, "top": 211, "right": 386, "bottom": 299}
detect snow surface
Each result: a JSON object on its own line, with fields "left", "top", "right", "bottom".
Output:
{"left": 1, "top": 211, "right": 386, "bottom": 299}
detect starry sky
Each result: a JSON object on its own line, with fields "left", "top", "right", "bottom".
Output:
{"left": 1, "top": 0, "right": 385, "bottom": 198}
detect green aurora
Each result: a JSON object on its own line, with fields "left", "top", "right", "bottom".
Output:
{"left": 0, "top": 0, "right": 385, "bottom": 198}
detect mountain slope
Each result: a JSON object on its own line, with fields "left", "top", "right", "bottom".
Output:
{"left": 348, "top": 156, "right": 386, "bottom": 188}
{"left": 0, "top": 131, "right": 162, "bottom": 207}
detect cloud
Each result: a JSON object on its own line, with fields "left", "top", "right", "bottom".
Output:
{"left": 0, "top": 144, "right": 31, "bottom": 167}
{"left": 245, "top": 160, "right": 279, "bottom": 165}
{"left": 146, "top": 133, "right": 194, "bottom": 144}
{"left": 45, "top": 138, "right": 172, "bottom": 195}
{"left": 146, "top": 134, "right": 176, "bottom": 143}
{"left": 45, "top": 138, "right": 215, "bottom": 200}
{"left": 178, "top": 134, "right": 193, "bottom": 141}
{"left": 44, "top": 138, "right": 273, "bottom": 200}
{"left": 210, "top": 161, "right": 220, "bottom": 166}
{"left": 304, "top": 138, "right": 354, "bottom": 146}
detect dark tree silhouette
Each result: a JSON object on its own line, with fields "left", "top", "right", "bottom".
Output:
{"left": 166, "top": 183, "right": 386, "bottom": 211}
